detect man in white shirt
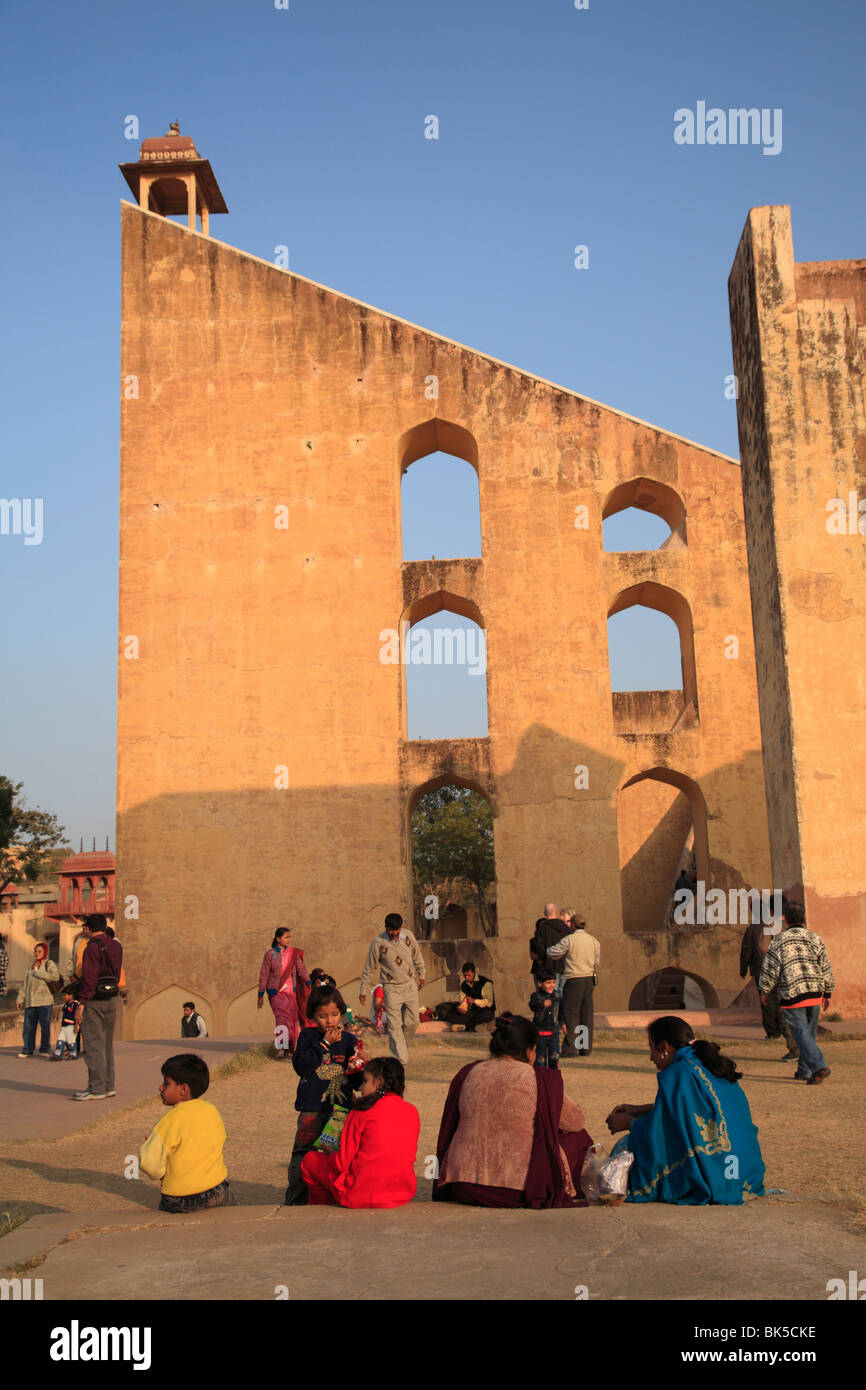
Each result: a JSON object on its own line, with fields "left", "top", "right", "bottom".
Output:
{"left": 547, "top": 914, "right": 600, "bottom": 1057}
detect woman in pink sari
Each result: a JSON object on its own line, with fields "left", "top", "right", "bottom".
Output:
{"left": 257, "top": 927, "right": 311, "bottom": 1057}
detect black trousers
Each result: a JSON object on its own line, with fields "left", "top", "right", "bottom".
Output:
{"left": 560, "top": 978, "right": 594, "bottom": 1055}
{"left": 438, "top": 1003, "right": 495, "bottom": 1032}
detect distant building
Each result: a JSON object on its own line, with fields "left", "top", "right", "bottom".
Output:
{"left": 0, "top": 850, "right": 115, "bottom": 991}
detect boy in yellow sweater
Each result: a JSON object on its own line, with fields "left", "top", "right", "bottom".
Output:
{"left": 139, "top": 1053, "right": 233, "bottom": 1213}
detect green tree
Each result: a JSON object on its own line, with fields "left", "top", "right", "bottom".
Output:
{"left": 411, "top": 785, "right": 496, "bottom": 936}
{"left": 0, "top": 777, "right": 67, "bottom": 896}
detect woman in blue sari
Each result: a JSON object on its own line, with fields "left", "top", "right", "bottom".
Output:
{"left": 606, "top": 1016, "right": 765, "bottom": 1204}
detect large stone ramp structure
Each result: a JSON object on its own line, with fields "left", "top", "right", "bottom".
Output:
{"left": 118, "top": 139, "right": 774, "bottom": 1034}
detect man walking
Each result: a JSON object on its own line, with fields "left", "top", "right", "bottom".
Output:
{"left": 359, "top": 913, "right": 425, "bottom": 1066}
{"left": 758, "top": 901, "right": 834, "bottom": 1085}
{"left": 73, "top": 913, "right": 123, "bottom": 1101}
{"left": 547, "top": 914, "right": 600, "bottom": 1057}
{"left": 739, "top": 910, "right": 798, "bottom": 1061}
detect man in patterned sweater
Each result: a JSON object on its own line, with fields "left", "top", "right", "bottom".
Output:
{"left": 758, "top": 901, "right": 835, "bottom": 1085}
{"left": 359, "top": 913, "right": 425, "bottom": 1066}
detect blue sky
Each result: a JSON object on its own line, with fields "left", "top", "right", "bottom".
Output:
{"left": 0, "top": 0, "right": 863, "bottom": 843}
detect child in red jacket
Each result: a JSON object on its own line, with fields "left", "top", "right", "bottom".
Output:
{"left": 301, "top": 1056, "right": 420, "bottom": 1208}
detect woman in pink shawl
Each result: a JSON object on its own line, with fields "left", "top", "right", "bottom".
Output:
{"left": 257, "top": 927, "right": 311, "bottom": 1058}
{"left": 432, "top": 1012, "right": 594, "bottom": 1208}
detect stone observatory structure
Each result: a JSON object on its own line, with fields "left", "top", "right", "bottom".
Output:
{"left": 729, "top": 206, "right": 866, "bottom": 1014}
{"left": 116, "top": 130, "right": 858, "bottom": 1036}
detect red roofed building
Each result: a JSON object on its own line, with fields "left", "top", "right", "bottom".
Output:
{"left": 46, "top": 850, "right": 116, "bottom": 920}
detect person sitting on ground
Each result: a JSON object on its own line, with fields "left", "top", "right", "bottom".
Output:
{"left": 605, "top": 1015, "right": 765, "bottom": 1205}
{"left": 301, "top": 1057, "right": 420, "bottom": 1208}
{"left": 181, "top": 1001, "right": 208, "bottom": 1038}
{"left": 436, "top": 961, "right": 495, "bottom": 1032}
{"left": 138, "top": 1053, "right": 233, "bottom": 1214}
{"left": 51, "top": 985, "right": 81, "bottom": 1060}
{"left": 284, "top": 985, "right": 363, "bottom": 1206}
{"left": 529, "top": 969, "right": 560, "bottom": 1069}
{"left": 432, "top": 1012, "right": 594, "bottom": 1208}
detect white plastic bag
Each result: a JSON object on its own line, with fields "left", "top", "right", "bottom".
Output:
{"left": 580, "top": 1142, "right": 634, "bottom": 1203}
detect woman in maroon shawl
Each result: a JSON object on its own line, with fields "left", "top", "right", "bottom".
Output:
{"left": 257, "top": 926, "right": 311, "bottom": 1058}
{"left": 432, "top": 1013, "right": 593, "bottom": 1208}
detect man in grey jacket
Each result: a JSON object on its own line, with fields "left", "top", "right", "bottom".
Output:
{"left": 359, "top": 913, "right": 426, "bottom": 1066}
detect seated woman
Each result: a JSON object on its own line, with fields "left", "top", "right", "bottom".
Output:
{"left": 606, "top": 1015, "right": 766, "bottom": 1205}
{"left": 300, "top": 1057, "right": 420, "bottom": 1208}
{"left": 436, "top": 961, "right": 496, "bottom": 1032}
{"left": 433, "top": 1013, "right": 594, "bottom": 1208}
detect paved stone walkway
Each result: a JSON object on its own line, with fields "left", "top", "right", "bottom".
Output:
{"left": 0, "top": 1037, "right": 263, "bottom": 1140}
{"left": 3, "top": 1025, "right": 864, "bottom": 1304}
{"left": 2, "top": 1199, "right": 861, "bottom": 1301}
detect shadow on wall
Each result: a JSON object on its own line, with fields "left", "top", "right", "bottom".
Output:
{"left": 619, "top": 778, "right": 694, "bottom": 933}
{"left": 116, "top": 725, "right": 770, "bottom": 1036}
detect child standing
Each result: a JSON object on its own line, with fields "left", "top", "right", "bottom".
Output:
{"left": 529, "top": 969, "right": 560, "bottom": 1069}
{"left": 51, "top": 985, "right": 81, "bottom": 1060}
{"left": 284, "top": 985, "right": 362, "bottom": 1205}
{"left": 138, "top": 1054, "right": 233, "bottom": 1213}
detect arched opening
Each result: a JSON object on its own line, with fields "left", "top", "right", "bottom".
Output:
{"left": 607, "top": 582, "right": 698, "bottom": 733}
{"left": 618, "top": 769, "right": 710, "bottom": 934}
{"left": 96, "top": 877, "right": 108, "bottom": 902}
{"left": 410, "top": 781, "right": 497, "bottom": 941}
{"left": 133, "top": 985, "right": 213, "bottom": 1039}
{"left": 398, "top": 419, "right": 481, "bottom": 562}
{"left": 226, "top": 987, "right": 265, "bottom": 1036}
{"left": 629, "top": 968, "right": 719, "bottom": 1011}
{"left": 602, "top": 477, "right": 686, "bottom": 552}
{"left": 400, "top": 591, "right": 487, "bottom": 740}
{"left": 81, "top": 878, "right": 92, "bottom": 907}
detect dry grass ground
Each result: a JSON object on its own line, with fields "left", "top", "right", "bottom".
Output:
{"left": 1, "top": 1032, "right": 864, "bottom": 1233}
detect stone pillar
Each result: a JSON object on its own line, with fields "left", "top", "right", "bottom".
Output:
{"left": 186, "top": 174, "right": 196, "bottom": 229}
{"left": 728, "top": 205, "right": 866, "bottom": 1012}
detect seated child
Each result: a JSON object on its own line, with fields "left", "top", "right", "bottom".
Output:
{"left": 529, "top": 969, "right": 560, "bottom": 1069}
{"left": 301, "top": 1056, "right": 420, "bottom": 1208}
{"left": 139, "top": 1053, "right": 233, "bottom": 1214}
{"left": 51, "top": 985, "right": 80, "bottom": 1060}
{"left": 285, "top": 985, "right": 363, "bottom": 1206}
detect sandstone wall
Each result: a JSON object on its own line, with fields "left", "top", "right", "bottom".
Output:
{"left": 729, "top": 206, "right": 866, "bottom": 1012}
{"left": 118, "top": 204, "right": 771, "bottom": 1035}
